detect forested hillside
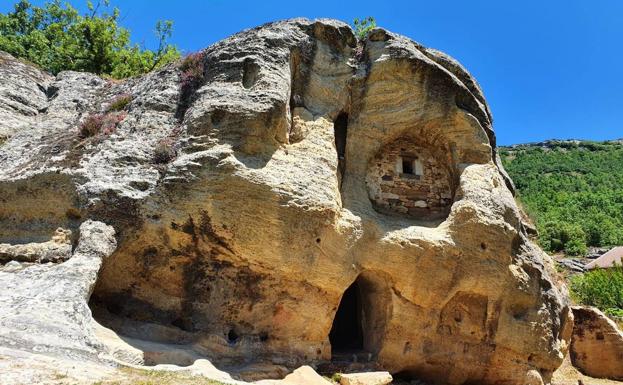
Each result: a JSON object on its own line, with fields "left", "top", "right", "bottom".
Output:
{"left": 500, "top": 140, "right": 623, "bottom": 255}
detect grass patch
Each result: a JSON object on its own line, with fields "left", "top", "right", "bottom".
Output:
{"left": 106, "top": 94, "right": 133, "bottom": 112}
{"left": 92, "top": 367, "right": 229, "bottom": 385}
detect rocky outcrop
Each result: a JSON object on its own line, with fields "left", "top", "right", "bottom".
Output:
{"left": 0, "top": 227, "right": 72, "bottom": 264}
{"left": 339, "top": 371, "right": 393, "bottom": 385}
{"left": 0, "top": 18, "right": 571, "bottom": 385}
{"left": 0, "top": 220, "right": 116, "bottom": 361}
{"left": 570, "top": 306, "right": 623, "bottom": 380}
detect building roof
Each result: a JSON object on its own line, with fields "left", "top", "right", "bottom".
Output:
{"left": 585, "top": 246, "right": 623, "bottom": 269}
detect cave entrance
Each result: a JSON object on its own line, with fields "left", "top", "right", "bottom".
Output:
{"left": 329, "top": 279, "right": 364, "bottom": 353}
{"left": 329, "top": 272, "right": 391, "bottom": 361}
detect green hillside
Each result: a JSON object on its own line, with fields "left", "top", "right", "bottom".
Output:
{"left": 499, "top": 140, "right": 623, "bottom": 255}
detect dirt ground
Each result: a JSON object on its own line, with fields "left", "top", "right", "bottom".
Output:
{"left": 552, "top": 356, "right": 623, "bottom": 385}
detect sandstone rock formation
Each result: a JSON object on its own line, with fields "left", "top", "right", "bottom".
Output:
{"left": 339, "top": 371, "right": 393, "bottom": 385}
{"left": 0, "top": 227, "right": 72, "bottom": 264}
{"left": 0, "top": 220, "right": 116, "bottom": 361}
{"left": 0, "top": 18, "right": 572, "bottom": 384}
{"left": 570, "top": 306, "right": 623, "bottom": 380}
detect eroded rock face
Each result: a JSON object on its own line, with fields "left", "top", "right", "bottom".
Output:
{"left": 570, "top": 306, "right": 623, "bottom": 380}
{"left": 0, "top": 18, "right": 571, "bottom": 384}
{"left": 0, "top": 220, "right": 116, "bottom": 360}
{"left": 0, "top": 227, "right": 72, "bottom": 264}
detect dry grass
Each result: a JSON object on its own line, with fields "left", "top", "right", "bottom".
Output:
{"left": 91, "top": 366, "right": 229, "bottom": 385}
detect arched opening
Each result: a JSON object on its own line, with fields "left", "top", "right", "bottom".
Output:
{"left": 366, "top": 137, "right": 457, "bottom": 221}
{"left": 329, "top": 272, "right": 391, "bottom": 361}
{"left": 329, "top": 280, "right": 363, "bottom": 353}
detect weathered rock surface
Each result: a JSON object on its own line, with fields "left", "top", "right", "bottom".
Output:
{"left": 0, "top": 18, "right": 572, "bottom": 385}
{"left": 256, "top": 365, "right": 333, "bottom": 385}
{"left": 0, "top": 220, "right": 116, "bottom": 361}
{"left": 570, "top": 306, "right": 623, "bottom": 380}
{"left": 339, "top": 371, "right": 393, "bottom": 385}
{"left": 0, "top": 227, "right": 72, "bottom": 264}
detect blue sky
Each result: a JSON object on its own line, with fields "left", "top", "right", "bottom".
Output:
{"left": 2, "top": 0, "right": 622, "bottom": 145}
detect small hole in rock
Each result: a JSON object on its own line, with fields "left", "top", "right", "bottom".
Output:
{"left": 316, "top": 238, "right": 321, "bottom": 244}
{"left": 596, "top": 332, "right": 604, "bottom": 340}
{"left": 259, "top": 332, "right": 269, "bottom": 342}
{"left": 227, "top": 328, "right": 239, "bottom": 343}
{"left": 480, "top": 242, "right": 487, "bottom": 250}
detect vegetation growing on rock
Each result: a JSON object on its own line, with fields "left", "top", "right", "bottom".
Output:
{"left": 106, "top": 93, "right": 132, "bottom": 112}
{"left": 500, "top": 140, "right": 623, "bottom": 255}
{"left": 79, "top": 111, "right": 125, "bottom": 138}
{"left": 352, "top": 16, "right": 376, "bottom": 40}
{"left": 153, "top": 139, "right": 176, "bottom": 164}
{"left": 0, "top": 0, "right": 180, "bottom": 78}
{"left": 177, "top": 51, "right": 205, "bottom": 117}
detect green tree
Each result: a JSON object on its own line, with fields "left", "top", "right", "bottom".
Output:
{"left": 0, "top": 0, "right": 180, "bottom": 78}
{"left": 570, "top": 265, "right": 623, "bottom": 314}
{"left": 352, "top": 16, "right": 376, "bottom": 40}
{"left": 500, "top": 141, "right": 623, "bottom": 255}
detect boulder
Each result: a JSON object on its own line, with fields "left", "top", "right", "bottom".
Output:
{"left": 339, "top": 371, "right": 392, "bottom": 385}
{"left": 570, "top": 306, "right": 623, "bottom": 380}
{"left": 256, "top": 365, "right": 332, "bottom": 385}
{"left": 0, "top": 18, "right": 572, "bottom": 385}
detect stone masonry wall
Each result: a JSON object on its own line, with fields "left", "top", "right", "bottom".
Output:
{"left": 366, "top": 138, "right": 453, "bottom": 219}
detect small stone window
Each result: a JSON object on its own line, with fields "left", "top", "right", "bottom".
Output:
{"left": 402, "top": 158, "right": 414, "bottom": 174}
{"left": 396, "top": 156, "right": 423, "bottom": 179}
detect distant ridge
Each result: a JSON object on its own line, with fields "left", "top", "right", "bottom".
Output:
{"left": 501, "top": 138, "right": 623, "bottom": 149}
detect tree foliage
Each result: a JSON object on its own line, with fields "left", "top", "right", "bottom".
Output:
{"left": 0, "top": 0, "right": 180, "bottom": 78}
{"left": 500, "top": 141, "right": 623, "bottom": 255}
{"left": 570, "top": 265, "right": 623, "bottom": 316}
{"left": 352, "top": 16, "right": 376, "bottom": 40}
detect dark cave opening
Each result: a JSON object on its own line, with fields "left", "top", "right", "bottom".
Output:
{"left": 334, "top": 112, "right": 348, "bottom": 159}
{"left": 334, "top": 112, "right": 348, "bottom": 187}
{"left": 329, "top": 279, "right": 364, "bottom": 354}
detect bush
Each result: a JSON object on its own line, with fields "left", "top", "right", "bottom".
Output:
{"left": 106, "top": 93, "right": 132, "bottom": 112}
{"left": 570, "top": 265, "right": 623, "bottom": 313}
{"left": 352, "top": 17, "right": 377, "bottom": 40}
{"left": 180, "top": 52, "right": 205, "bottom": 91}
{"left": 0, "top": 0, "right": 180, "bottom": 78}
{"left": 540, "top": 221, "right": 587, "bottom": 256}
{"left": 177, "top": 51, "right": 205, "bottom": 117}
{"left": 78, "top": 112, "right": 125, "bottom": 138}
{"left": 153, "top": 139, "right": 176, "bottom": 164}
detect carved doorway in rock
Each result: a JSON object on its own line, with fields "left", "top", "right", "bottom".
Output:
{"left": 330, "top": 279, "right": 364, "bottom": 354}
{"left": 329, "top": 272, "right": 391, "bottom": 360}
